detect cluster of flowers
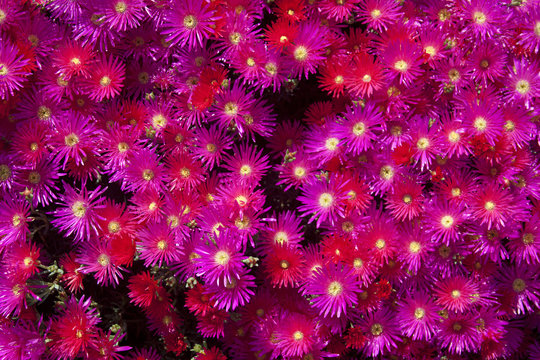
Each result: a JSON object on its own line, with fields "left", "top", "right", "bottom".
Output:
{"left": 0, "top": 0, "right": 539, "bottom": 358}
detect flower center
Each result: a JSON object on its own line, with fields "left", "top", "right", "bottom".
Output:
{"left": 451, "top": 289, "right": 461, "bottom": 299}
{"left": 224, "top": 102, "right": 238, "bottom": 116}
{"left": 451, "top": 187, "right": 461, "bottom": 197}
{"left": 334, "top": 75, "right": 344, "bottom": 84}
{"left": 516, "top": 80, "right": 530, "bottom": 95}
{"left": 157, "top": 240, "right": 167, "bottom": 250}
{"left": 417, "top": 137, "right": 430, "bottom": 149}
{"left": 371, "top": 323, "right": 383, "bottom": 336}
{"left": 380, "top": 165, "right": 394, "bottom": 180}
{"left": 402, "top": 194, "right": 412, "bottom": 204}
{"left": 100, "top": 76, "right": 111, "bottom": 86}
{"left": 108, "top": 221, "right": 120, "bottom": 233}
{"left": 239, "top": 165, "right": 252, "bottom": 176}
{"left": 117, "top": 142, "right": 129, "bottom": 152}
{"left": 448, "top": 131, "right": 460, "bottom": 143}
{"left": 206, "top": 143, "right": 216, "bottom": 152}
{"left": 98, "top": 254, "right": 110, "bottom": 266}
{"left": 474, "top": 116, "right": 487, "bottom": 131}
{"left": 293, "top": 330, "right": 304, "bottom": 341}
{"left": 375, "top": 238, "right": 386, "bottom": 249}
{"left": 115, "top": 1, "right": 127, "bottom": 13}
{"left": 142, "top": 169, "right": 154, "bottom": 181}
{"left": 352, "top": 122, "right": 366, "bottom": 136}
{"left": 265, "top": 62, "right": 277, "bottom": 75}
{"left": 318, "top": 192, "right": 333, "bottom": 208}
{"left": 341, "top": 221, "right": 354, "bottom": 232}
{"left": 294, "top": 166, "right": 306, "bottom": 178}
{"left": 71, "top": 201, "right": 86, "bottom": 218}
{"left": 229, "top": 32, "right": 242, "bottom": 45}
{"left": 453, "top": 322, "right": 462, "bottom": 332}
{"left": 246, "top": 57, "right": 255, "bottom": 67}
{"left": 37, "top": 106, "right": 51, "bottom": 120}
{"left": 362, "top": 74, "right": 372, "bottom": 82}
{"left": 371, "top": 9, "right": 381, "bottom": 19}
{"left": 353, "top": 258, "right": 363, "bottom": 268}
{"left": 0, "top": 10, "right": 6, "bottom": 24}
{"left": 65, "top": 133, "right": 80, "bottom": 147}
{"left": 325, "top": 137, "right": 339, "bottom": 151}
{"left": 180, "top": 167, "right": 191, "bottom": 178}
{"left": 448, "top": 68, "right": 460, "bottom": 82}
{"left": 0, "top": 165, "right": 10, "bottom": 183}
{"left": 28, "top": 171, "right": 41, "bottom": 184}
{"left": 414, "top": 307, "right": 425, "bottom": 319}
{"left": 394, "top": 60, "right": 408, "bottom": 72}
{"left": 473, "top": 11, "right": 486, "bottom": 24}
{"left": 327, "top": 281, "right": 343, "bottom": 296}
{"left": 274, "top": 231, "right": 288, "bottom": 244}
{"left": 138, "top": 72, "right": 149, "bottom": 84}
{"left": 440, "top": 215, "right": 454, "bottom": 228}
{"left": 512, "top": 278, "right": 526, "bottom": 292}
{"left": 280, "top": 260, "right": 289, "bottom": 269}
{"left": 424, "top": 45, "right": 436, "bottom": 56}
{"left": 484, "top": 201, "right": 495, "bottom": 211}
{"left": 522, "top": 233, "right": 534, "bottom": 245}
{"left": 215, "top": 250, "right": 230, "bottom": 265}
{"left": 409, "top": 241, "right": 421, "bottom": 254}
{"left": 152, "top": 114, "right": 167, "bottom": 128}
{"left": 293, "top": 46, "right": 308, "bottom": 62}
{"left": 183, "top": 14, "right": 197, "bottom": 29}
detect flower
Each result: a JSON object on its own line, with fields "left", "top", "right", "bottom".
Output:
{"left": 50, "top": 183, "right": 106, "bottom": 242}
{"left": 434, "top": 276, "right": 479, "bottom": 313}
{"left": 297, "top": 176, "right": 349, "bottom": 228}
{"left": 398, "top": 291, "right": 441, "bottom": 341}
{"left": 438, "top": 312, "right": 482, "bottom": 354}
{"left": 305, "top": 264, "right": 361, "bottom": 318}
{"left": 357, "top": 0, "right": 401, "bottom": 32}
{"left": 357, "top": 308, "right": 401, "bottom": 357}
{"left": 163, "top": 0, "right": 218, "bottom": 49}
{"left": 206, "top": 267, "right": 255, "bottom": 311}
{"left": 382, "top": 41, "right": 423, "bottom": 86}
{"left": 193, "top": 124, "right": 233, "bottom": 168}
{"left": 82, "top": 55, "right": 125, "bottom": 101}
{"left": 0, "top": 196, "right": 31, "bottom": 249}
{"left": 137, "top": 222, "right": 181, "bottom": 268}
{"left": 275, "top": 312, "right": 318, "bottom": 357}
{"left": 0, "top": 40, "right": 30, "bottom": 99}
{"left": 385, "top": 177, "right": 424, "bottom": 221}
{"left": 424, "top": 199, "right": 466, "bottom": 245}
{"left": 222, "top": 143, "right": 270, "bottom": 186}
{"left": 345, "top": 53, "right": 387, "bottom": 98}
{"left": 286, "top": 21, "right": 329, "bottom": 79}
{"left": 78, "top": 239, "right": 126, "bottom": 287}
{"left": 263, "top": 244, "right": 305, "bottom": 287}
{"left": 48, "top": 296, "right": 100, "bottom": 360}
{"left": 336, "top": 102, "right": 383, "bottom": 155}
{"left": 102, "top": 0, "right": 146, "bottom": 31}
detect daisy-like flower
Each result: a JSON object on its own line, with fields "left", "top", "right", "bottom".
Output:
{"left": 382, "top": 41, "right": 423, "bottom": 86}
{"left": 50, "top": 183, "right": 106, "bottom": 242}
{"left": 127, "top": 272, "right": 160, "bottom": 308}
{"left": 336, "top": 102, "right": 383, "bottom": 155}
{"left": 357, "top": 0, "right": 401, "bottom": 31}
{"left": 2, "top": 241, "right": 41, "bottom": 281}
{"left": 467, "top": 41, "right": 507, "bottom": 85}
{"left": 0, "top": 40, "right": 30, "bottom": 99}
{"left": 424, "top": 200, "right": 466, "bottom": 245}
{"left": 505, "top": 57, "right": 540, "bottom": 105}
{"left": 303, "top": 123, "right": 343, "bottom": 166}
{"left": 358, "top": 308, "right": 401, "bottom": 357}
{"left": 0, "top": 276, "right": 30, "bottom": 317}
{"left": 78, "top": 239, "right": 126, "bottom": 287}
{"left": 11, "top": 120, "right": 50, "bottom": 165}
{"left": 275, "top": 150, "right": 317, "bottom": 191}
{"left": 195, "top": 230, "right": 246, "bottom": 286}
{"left": 297, "top": 176, "right": 349, "bottom": 228}
{"left": 163, "top": 0, "right": 218, "bottom": 49}
{"left": 345, "top": 53, "right": 386, "bottom": 98}
{"left": 222, "top": 143, "right": 270, "bottom": 186}
{"left": 137, "top": 222, "right": 181, "bottom": 268}
{"left": 259, "top": 211, "right": 303, "bottom": 253}
{"left": 434, "top": 276, "right": 479, "bottom": 313}
{"left": 461, "top": 0, "right": 504, "bottom": 40}
{"left": 438, "top": 312, "right": 482, "bottom": 355}
{"left": 385, "top": 177, "right": 424, "bottom": 221}
{"left": 123, "top": 148, "right": 167, "bottom": 193}
{"left": 212, "top": 82, "right": 255, "bottom": 129}
{"left": 496, "top": 264, "right": 540, "bottom": 315}
{"left": 206, "top": 267, "right": 255, "bottom": 311}
{"left": 48, "top": 296, "right": 100, "bottom": 360}
{"left": 263, "top": 244, "right": 305, "bottom": 287}
{"left": 469, "top": 185, "right": 515, "bottom": 230}
{"left": 193, "top": 124, "right": 233, "bottom": 169}
{"left": 82, "top": 55, "right": 125, "bottom": 101}
{"left": 50, "top": 112, "right": 100, "bottom": 168}
{"left": 286, "top": 21, "right": 329, "bottom": 79}
{"left": 463, "top": 99, "right": 504, "bottom": 146}
{"left": 52, "top": 40, "right": 94, "bottom": 79}
{"left": 0, "top": 197, "right": 31, "bottom": 249}
{"left": 166, "top": 153, "right": 205, "bottom": 191}
{"left": 102, "top": 0, "right": 146, "bottom": 31}
{"left": 508, "top": 214, "right": 540, "bottom": 265}
{"left": 438, "top": 116, "right": 471, "bottom": 158}
{"left": 397, "top": 291, "right": 441, "bottom": 341}
{"left": 397, "top": 222, "right": 433, "bottom": 273}
{"left": 18, "top": 159, "right": 62, "bottom": 207}
{"left": 517, "top": 6, "right": 540, "bottom": 53}
{"left": 305, "top": 264, "right": 361, "bottom": 318}
{"left": 275, "top": 312, "right": 318, "bottom": 357}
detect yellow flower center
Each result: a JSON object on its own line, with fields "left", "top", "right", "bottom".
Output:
{"left": 325, "top": 137, "right": 339, "bottom": 151}
{"left": 394, "top": 60, "right": 408, "bottom": 72}
{"left": 65, "top": 133, "right": 80, "bottom": 147}
{"left": 28, "top": 171, "right": 41, "bottom": 184}
{"left": 371, "top": 9, "right": 381, "bottom": 19}
{"left": 371, "top": 323, "right": 383, "bottom": 336}
{"left": 293, "top": 46, "right": 308, "bottom": 62}
{"left": 327, "top": 281, "right": 343, "bottom": 296}
{"left": 157, "top": 240, "right": 167, "bottom": 250}
{"left": 473, "top": 11, "right": 487, "bottom": 24}
{"left": 414, "top": 307, "right": 425, "bottom": 319}
{"left": 409, "top": 241, "right": 421, "bottom": 254}
{"left": 98, "top": 254, "right": 110, "bottom": 266}
{"left": 280, "top": 260, "right": 289, "bottom": 269}
{"left": 215, "top": 250, "right": 230, "bottom": 265}
{"left": 265, "top": 62, "right": 277, "bottom": 75}
{"left": 183, "top": 14, "right": 197, "bottom": 29}
{"left": 353, "top": 258, "right": 363, "bottom": 268}
{"left": 375, "top": 238, "right": 386, "bottom": 249}
{"left": 142, "top": 169, "right": 154, "bottom": 181}
{"left": 138, "top": 72, "right": 149, "bottom": 84}
{"left": 293, "top": 330, "right": 304, "bottom": 341}
{"left": 448, "top": 68, "right": 460, "bottom": 82}
{"left": 451, "top": 289, "right": 461, "bottom": 299}
{"left": 440, "top": 215, "right": 454, "bottom": 228}
{"left": 334, "top": 75, "right": 344, "bottom": 84}
{"left": 115, "top": 1, "right": 127, "bottom": 13}
{"left": 117, "top": 142, "right": 129, "bottom": 152}
{"left": 380, "top": 165, "right": 394, "bottom": 180}
{"left": 206, "top": 143, "right": 216, "bottom": 152}
{"left": 453, "top": 322, "right": 462, "bottom": 332}
{"left": 100, "top": 76, "right": 111, "bottom": 87}
{"left": 318, "top": 192, "right": 333, "bottom": 208}
{"left": 352, "top": 122, "right": 366, "bottom": 136}
{"left": 484, "top": 201, "right": 495, "bottom": 211}
{"left": 424, "top": 45, "right": 436, "bottom": 56}
{"left": 239, "top": 165, "right": 252, "bottom": 176}
{"left": 246, "top": 57, "right": 255, "bottom": 67}
{"left": 37, "top": 106, "right": 51, "bottom": 120}
{"left": 516, "top": 80, "right": 530, "bottom": 95}
{"left": 108, "top": 221, "right": 121, "bottom": 233}
{"left": 448, "top": 131, "right": 460, "bottom": 143}
{"left": 274, "top": 231, "right": 288, "bottom": 244}
{"left": 362, "top": 74, "right": 372, "bottom": 82}
{"left": 523, "top": 233, "right": 534, "bottom": 245}
{"left": 402, "top": 194, "right": 412, "bottom": 204}
{"left": 474, "top": 117, "right": 487, "bottom": 131}
{"left": 152, "top": 114, "right": 167, "bottom": 128}
{"left": 224, "top": 102, "right": 238, "bottom": 116}
{"left": 417, "top": 137, "right": 430, "bottom": 150}
{"left": 294, "top": 166, "right": 306, "bottom": 178}
{"left": 71, "top": 201, "right": 86, "bottom": 218}
{"left": 229, "top": 32, "right": 242, "bottom": 45}
{"left": 180, "top": 167, "right": 191, "bottom": 178}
